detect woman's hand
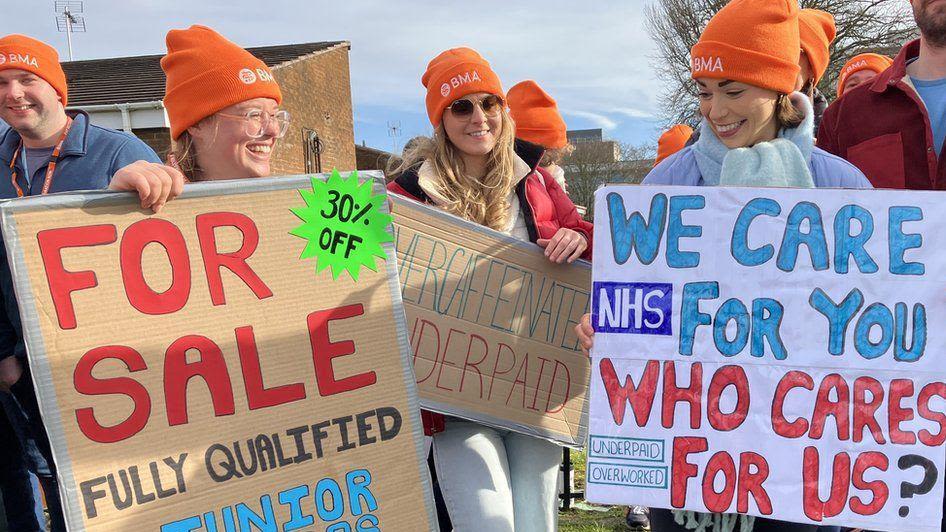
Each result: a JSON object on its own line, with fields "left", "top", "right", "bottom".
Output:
{"left": 537, "top": 228, "right": 587, "bottom": 264}
{"left": 110, "top": 161, "right": 186, "bottom": 213}
{"left": 576, "top": 313, "right": 594, "bottom": 357}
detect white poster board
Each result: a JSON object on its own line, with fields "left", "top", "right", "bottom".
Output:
{"left": 586, "top": 185, "right": 946, "bottom": 532}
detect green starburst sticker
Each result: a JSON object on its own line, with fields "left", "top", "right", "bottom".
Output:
{"left": 290, "top": 169, "right": 393, "bottom": 281}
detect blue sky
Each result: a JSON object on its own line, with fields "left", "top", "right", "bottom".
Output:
{"left": 1, "top": 0, "right": 665, "bottom": 152}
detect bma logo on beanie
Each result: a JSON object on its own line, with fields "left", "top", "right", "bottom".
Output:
{"left": 691, "top": 56, "right": 724, "bottom": 73}
{"left": 844, "top": 59, "right": 868, "bottom": 75}
{"left": 255, "top": 67, "right": 273, "bottom": 83}
{"left": 238, "top": 68, "right": 257, "bottom": 84}
{"left": 0, "top": 53, "right": 39, "bottom": 68}
{"left": 440, "top": 71, "right": 483, "bottom": 98}
{"left": 238, "top": 67, "right": 274, "bottom": 85}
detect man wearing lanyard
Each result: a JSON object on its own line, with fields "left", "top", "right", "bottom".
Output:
{"left": 0, "top": 34, "right": 183, "bottom": 531}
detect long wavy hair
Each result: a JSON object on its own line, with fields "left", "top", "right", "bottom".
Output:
{"left": 389, "top": 108, "right": 518, "bottom": 231}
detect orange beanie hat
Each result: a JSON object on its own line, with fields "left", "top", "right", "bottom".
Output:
{"left": 655, "top": 124, "right": 693, "bottom": 167}
{"left": 690, "top": 0, "right": 801, "bottom": 94}
{"left": 507, "top": 80, "right": 567, "bottom": 149}
{"left": 422, "top": 47, "right": 504, "bottom": 127}
{"left": 798, "top": 9, "right": 836, "bottom": 84}
{"left": 837, "top": 53, "right": 893, "bottom": 97}
{"left": 162, "top": 25, "right": 282, "bottom": 140}
{"left": 0, "top": 35, "right": 68, "bottom": 106}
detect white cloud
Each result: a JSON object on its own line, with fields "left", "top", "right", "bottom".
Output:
{"left": 565, "top": 110, "right": 618, "bottom": 131}
{"left": 611, "top": 107, "right": 656, "bottom": 120}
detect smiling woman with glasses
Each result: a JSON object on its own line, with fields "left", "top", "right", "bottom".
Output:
{"left": 387, "top": 47, "right": 593, "bottom": 532}
{"left": 155, "top": 25, "right": 287, "bottom": 182}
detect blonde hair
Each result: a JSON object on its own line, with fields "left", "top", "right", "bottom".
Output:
{"left": 169, "top": 115, "right": 218, "bottom": 182}
{"left": 168, "top": 131, "right": 200, "bottom": 181}
{"left": 390, "top": 108, "right": 518, "bottom": 231}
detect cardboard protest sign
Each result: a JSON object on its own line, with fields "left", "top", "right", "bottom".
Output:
{"left": 0, "top": 172, "right": 436, "bottom": 531}
{"left": 586, "top": 185, "right": 946, "bottom": 532}
{"left": 390, "top": 195, "right": 591, "bottom": 447}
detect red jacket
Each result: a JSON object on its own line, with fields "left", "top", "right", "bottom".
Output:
{"left": 817, "top": 40, "right": 946, "bottom": 190}
{"left": 387, "top": 139, "right": 593, "bottom": 434}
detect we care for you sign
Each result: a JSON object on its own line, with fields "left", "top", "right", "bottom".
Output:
{"left": 586, "top": 185, "right": 946, "bottom": 532}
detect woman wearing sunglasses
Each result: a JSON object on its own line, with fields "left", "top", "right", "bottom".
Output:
{"left": 388, "top": 47, "right": 592, "bottom": 532}
{"left": 161, "top": 25, "right": 289, "bottom": 181}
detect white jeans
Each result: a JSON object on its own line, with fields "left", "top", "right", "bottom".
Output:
{"left": 432, "top": 421, "right": 561, "bottom": 532}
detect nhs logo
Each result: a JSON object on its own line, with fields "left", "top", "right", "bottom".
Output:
{"left": 592, "top": 282, "right": 672, "bottom": 335}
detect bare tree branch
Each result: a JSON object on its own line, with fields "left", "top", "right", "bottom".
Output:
{"left": 563, "top": 142, "right": 655, "bottom": 219}
{"left": 645, "top": 0, "right": 916, "bottom": 126}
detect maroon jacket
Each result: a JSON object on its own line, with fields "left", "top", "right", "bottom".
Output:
{"left": 818, "top": 40, "right": 946, "bottom": 190}
{"left": 388, "top": 139, "right": 593, "bottom": 434}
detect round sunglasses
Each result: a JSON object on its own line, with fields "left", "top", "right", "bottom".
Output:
{"left": 445, "top": 95, "right": 505, "bottom": 119}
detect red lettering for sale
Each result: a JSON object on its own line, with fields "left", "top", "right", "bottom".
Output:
{"left": 849, "top": 451, "right": 888, "bottom": 515}
{"left": 308, "top": 304, "right": 377, "bottom": 396}
{"left": 236, "top": 325, "right": 306, "bottom": 409}
{"left": 662, "top": 361, "right": 702, "bottom": 429}
{"left": 802, "top": 447, "right": 850, "bottom": 521}
{"left": 918, "top": 382, "right": 946, "bottom": 446}
{"left": 73, "top": 345, "right": 151, "bottom": 443}
{"left": 38, "top": 225, "right": 117, "bottom": 330}
{"left": 599, "top": 358, "right": 658, "bottom": 426}
{"left": 120, "top": 219, "right": 191, "bottom": 315}
{"left": 671, "top": 436, "right": 707, "bottom": 508}
{"left": 164, "top": 335, "right": 235, "bottom": 426}
{"left": 707, "top": 365, "right": 749, "bottom": 431}
{"left": 196, "top": 212, "right": 272, "bottom": 306}
{"left": 72, "top": 304, "right": 374, "bottom": 443}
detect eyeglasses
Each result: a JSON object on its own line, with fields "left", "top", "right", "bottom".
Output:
{"left": 216, "top": 109, "right": 291, "bottom": 139}
{"left": 445, "top": 95, "right": 504, "bottom": 119}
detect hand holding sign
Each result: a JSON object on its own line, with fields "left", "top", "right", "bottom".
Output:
{"left": 537, "top": 227, "right": 588, "bottom": 264}
{"left": 587, "top": 185, "right": 946, "bottom": 532}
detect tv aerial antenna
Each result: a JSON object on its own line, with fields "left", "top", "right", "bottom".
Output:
{"left": 55, "top": 1, "right": 86, "bottom": 61}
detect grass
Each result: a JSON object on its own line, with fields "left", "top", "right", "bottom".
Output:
{"left": 558, "top": 449, "right": 636, "bottom": 531}
{"left": 559, "top": 506, "right": 629, "bottom": 532}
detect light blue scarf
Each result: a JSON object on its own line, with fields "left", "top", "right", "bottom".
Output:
{"left": 692, "top": 92, "right": 815, "bottom": 188}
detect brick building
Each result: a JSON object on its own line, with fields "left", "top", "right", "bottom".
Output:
{"left": 61, "top": 41, "right": 356, "bottom": 175}
{"left": 355, "top": 143, "right": 399, "bottom": 177}
{"left": 566, "top": 128, "right": 620, "bottom": 163}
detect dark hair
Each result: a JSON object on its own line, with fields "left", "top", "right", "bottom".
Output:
{"left": 775, "top": 93, "right": 804, "bottom": 129}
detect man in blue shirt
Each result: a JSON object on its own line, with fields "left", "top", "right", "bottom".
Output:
{"left": 819, "top": 0, "right": 946, "bottom": 189}
{"left": 910, "top": 0, "right": 946, "bottom": 158}
{"left": 0, "top": 34, "right": 184, "bottom": 531}
{"left": 913, "top": 77, "right": 946, "bottom": 157}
